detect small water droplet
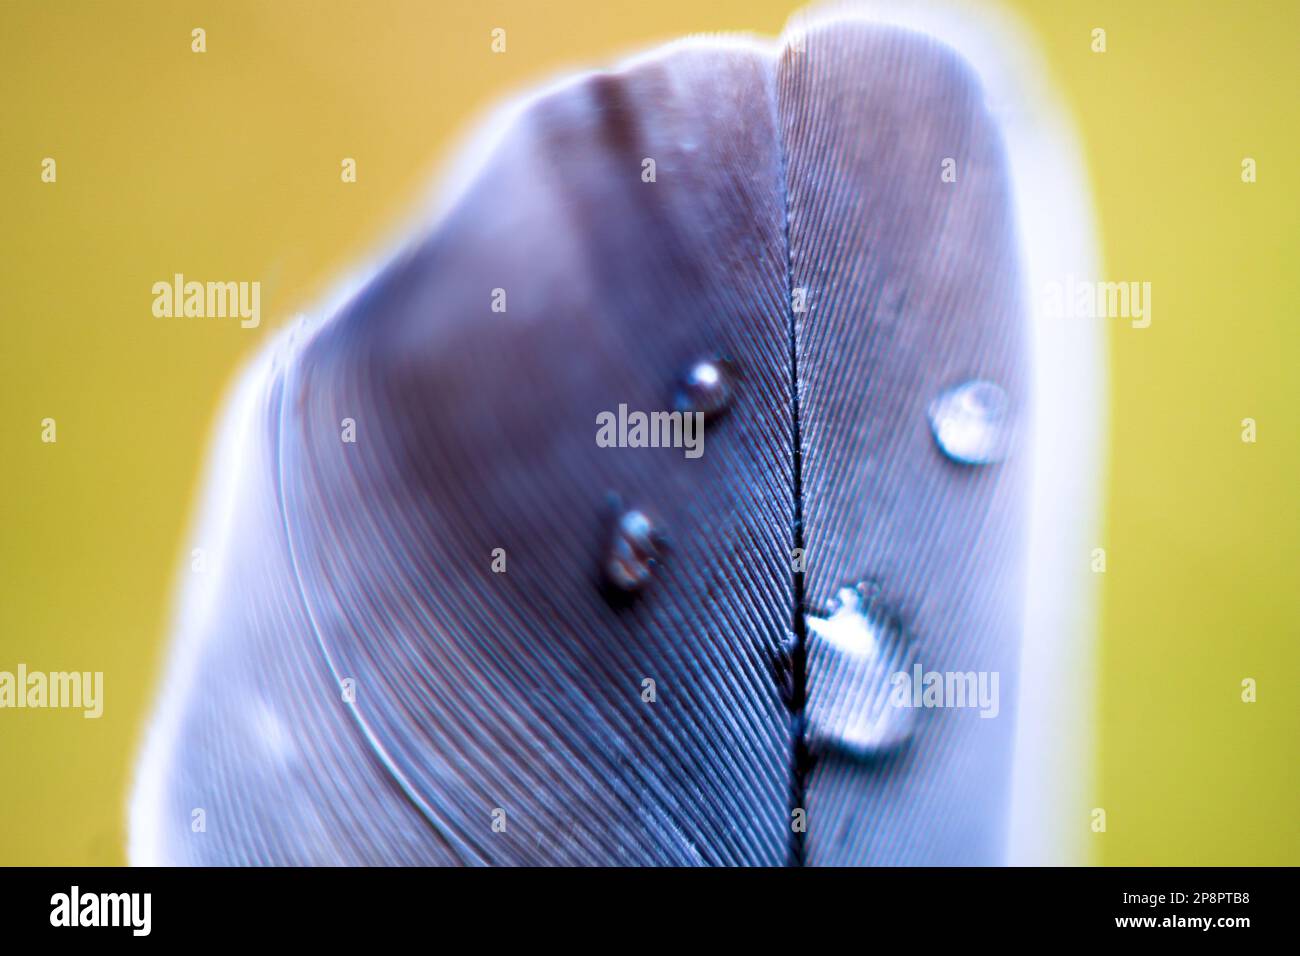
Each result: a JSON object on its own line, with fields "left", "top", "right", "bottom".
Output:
{"left": 927, "top": 379, "right": 1012, "bottom": 465}
{"left": 673, "top": 358, "right": 733, "bottom": 419}
{"left": 804, "top": 583, "right": 917, "bottom": 757}
{"left": 603, "top": 508, "right": 663, "bottom": 593}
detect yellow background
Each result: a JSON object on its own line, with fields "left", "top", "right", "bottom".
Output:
{"left": 1, "top": 1, "right": 1295, "bottom": 865}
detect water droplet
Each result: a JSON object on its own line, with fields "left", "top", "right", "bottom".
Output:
{"left": 603, "top": 508, "right": 663, "bottom": 593}
{"left": 804, "top": 583, "right": 917, "bottom": 757}
{"left": 927, "top": 380, "right": 1012, "bottom": 465}
{"left": 673, "top": 359, "right": 733, "bottom": 419}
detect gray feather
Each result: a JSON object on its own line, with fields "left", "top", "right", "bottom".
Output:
{"left": 131, "top": 13, "right": 1093, "bottom": 866}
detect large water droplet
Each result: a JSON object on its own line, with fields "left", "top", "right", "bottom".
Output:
{"left": 927, "top": 380, "right": 1011, "bottom": 465}
{"left": 804, "top": 583, "right": 918, "bottom": 757}
{"left": 673, "top": 358, "right": 733, "bottom": 419}
{"left": 603, "top": 508, "right": 663, "bottom": 593}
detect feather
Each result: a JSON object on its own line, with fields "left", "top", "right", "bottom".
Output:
{"left": 783, "top": 20, "right": 1030, "bottom": 865}
{"left": 131, "top": 6, "right": 1102, "bottom": 866}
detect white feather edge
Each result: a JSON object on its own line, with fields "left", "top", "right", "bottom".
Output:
{"left": 128, "top": 335, "right": 281, "bottom": 866}
{"left": 129, "top": 0, "right": 1105, "bottom": 865}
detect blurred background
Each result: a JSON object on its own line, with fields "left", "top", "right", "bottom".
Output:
{"left": 0, "top": 0, "right": 1295, "bottom": 865}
